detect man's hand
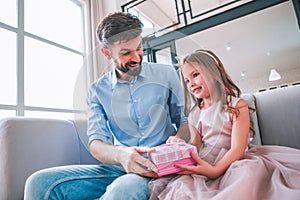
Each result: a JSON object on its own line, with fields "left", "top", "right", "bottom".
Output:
{"left": 117, "top": 146, "right": 158, "bottom": 177}
{"left": 90, "top": 140, "right": 159, "bottom": 177}
{"left": 166, "top": 136, "right": 186, "bottom": 143}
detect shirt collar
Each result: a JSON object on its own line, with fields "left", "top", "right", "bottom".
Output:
{"left": 111, "top": 62, "right": 146, "bottom": 88}
{"left": 111, "top": 69, "right": 118, "bottom": 88}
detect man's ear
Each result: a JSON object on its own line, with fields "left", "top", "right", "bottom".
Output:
{"left": 101, "top": 47, "right": 112, "bottom": 60}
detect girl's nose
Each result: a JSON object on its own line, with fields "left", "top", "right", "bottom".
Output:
{"left": 188, "top": 82, "right": 194, "bottom": 91}
{"left": 189, "top": 79, "right": 195, "bottom": 87}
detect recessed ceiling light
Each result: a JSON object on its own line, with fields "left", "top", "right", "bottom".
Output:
{"left": 226, "top": 43, "right": 231, "bottom": 51}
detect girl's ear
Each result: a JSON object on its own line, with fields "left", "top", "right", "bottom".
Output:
{"left": 101, "top": 47, "right": 112, "bottom": 60}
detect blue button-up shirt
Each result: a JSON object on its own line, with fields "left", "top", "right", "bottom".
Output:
{"left": 87, "top": 62, "right": 187, "bottom": 147}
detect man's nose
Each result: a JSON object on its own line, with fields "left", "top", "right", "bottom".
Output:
{"left": 131, "top": 50, "right": 141, "bottom": 62}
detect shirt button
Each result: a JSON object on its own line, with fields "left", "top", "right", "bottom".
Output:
{"left": 137, "top": 115, "right": 141, "bottom": 119}
{"left": 133, "top": 99, "right": 137, "bottom": 103}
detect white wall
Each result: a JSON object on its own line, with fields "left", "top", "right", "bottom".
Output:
{"left": 237, "top": 67, "right": 300, "bottom": 93}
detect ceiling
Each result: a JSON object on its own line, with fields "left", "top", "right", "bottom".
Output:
{"left": 175, "top": 0, "right": 300, "bottom": 92}
{"left": 125, "top": 0, "right": 300, "bottom": 92}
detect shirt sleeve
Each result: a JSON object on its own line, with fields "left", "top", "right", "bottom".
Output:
{"left": 86, "top": 82, "right": 113, "bottom": 145}
{"left": 167, "top": 66, "right": 188, "bottom": 129}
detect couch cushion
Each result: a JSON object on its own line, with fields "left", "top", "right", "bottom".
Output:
{"left": 254, "top": 85, "right": 300, "bottom": 149}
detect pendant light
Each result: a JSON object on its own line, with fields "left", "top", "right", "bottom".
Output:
{"left": 269, "top": 69, "right": 281, "bottom": 81}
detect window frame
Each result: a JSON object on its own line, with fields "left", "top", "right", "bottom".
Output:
{"left": 0, "top": 0, "right": 88, "bottom": 119}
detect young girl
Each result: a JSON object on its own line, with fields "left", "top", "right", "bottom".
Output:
{"left": 148, "top": 50, "right": 300, "bottom": 200}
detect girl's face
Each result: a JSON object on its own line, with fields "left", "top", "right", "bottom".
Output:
{"left": 182, "top": 62, "right": 210, "bottom": 100}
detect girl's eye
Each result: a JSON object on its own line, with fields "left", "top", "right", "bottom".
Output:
{"left": 185, "top": 79, "right": 190, "bottom": 84}
{"left": 193, "top": 73, "right": 199, "bottom": 78}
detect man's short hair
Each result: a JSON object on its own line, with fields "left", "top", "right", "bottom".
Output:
{"left": 96, "top": 12, "right": 143, "bottom": 47}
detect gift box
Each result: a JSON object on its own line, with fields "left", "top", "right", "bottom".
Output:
{"left": 148, "top": 143, "right": 197, "bottom": 176}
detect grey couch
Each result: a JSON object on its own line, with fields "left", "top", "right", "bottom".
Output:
{"left": 0, "top": 85, "right": 300, "bottom": 199}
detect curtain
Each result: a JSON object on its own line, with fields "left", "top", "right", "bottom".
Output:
{"left": 85, "top": 0, "right": 112, "bottom": 84}
{"left": 73, "top": 0, "right": 113, "bottom": 139}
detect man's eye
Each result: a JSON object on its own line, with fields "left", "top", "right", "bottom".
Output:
{"left": 120, "top": 51, "right": 130, "bottom": 55}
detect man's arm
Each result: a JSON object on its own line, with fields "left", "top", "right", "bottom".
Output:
{"left": 166, "top": 65, "right": 190, "bottom": 142}
{"left": 90, "top": 139, "right": 158, "bottom": 177}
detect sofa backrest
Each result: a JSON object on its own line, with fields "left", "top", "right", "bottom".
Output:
{"left": 0, "top": 117, "right": 98, "bottom": 199}
{"left": 71, "top": 118, "right": 99, "bottom": 164}
{"left": 253, "top": 85, "right": 300, "bottom": 149}
{"left": 0, "top": 118, "right": 81, "bottom": 199}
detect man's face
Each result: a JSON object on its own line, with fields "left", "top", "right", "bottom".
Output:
{"left": 103, "top": 36, "right": 143, "bottom": 79}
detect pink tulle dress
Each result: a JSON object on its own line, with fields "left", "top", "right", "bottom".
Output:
{"left": 149, "top": 97, "right": 300, "bottom": 200}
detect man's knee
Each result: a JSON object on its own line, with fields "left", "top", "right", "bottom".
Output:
{"left": 24, "top": 169, "right": 54, "bottom": 200}
{"left": 100, "top": 174, "right": 150, "bottom": 200}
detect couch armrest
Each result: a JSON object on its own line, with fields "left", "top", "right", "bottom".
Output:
{"left": 0, "top": 117, "right": 82, "bottom": 199}
{"left": 241, "top": 93, "right": 262, "bottom": 145}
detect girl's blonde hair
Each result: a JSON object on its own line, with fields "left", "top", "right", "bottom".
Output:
{"left": 179, "top": 49, "right": 241, "bottom": 117}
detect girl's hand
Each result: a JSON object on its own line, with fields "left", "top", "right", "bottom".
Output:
{"left": 167, "top": 136, "right": 186, "bottom": 143}
{"left": 175, "top": 152, "right": 220, "bottom": 178}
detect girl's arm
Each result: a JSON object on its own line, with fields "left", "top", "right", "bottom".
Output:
{"left": 210, "top": 99, "right": 250, "bottom": 177}
{"left": 176, "top": 99, "right": 250, "bottom": 178}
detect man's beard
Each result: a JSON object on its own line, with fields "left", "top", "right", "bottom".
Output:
{"left": 115, "top": 58, "right": 143, "bottom": 77}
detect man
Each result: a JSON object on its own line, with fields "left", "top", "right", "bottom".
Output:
{"left": 24, "top": 12, "right": 188, "bottom": 200}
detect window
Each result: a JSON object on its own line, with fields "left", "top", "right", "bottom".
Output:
{"left": 0, "top": 1, "right": 17, "bottom": 27}
{"left": 0, "top": 0, "right": 87, "bottom": 120}
{"left": 0, "top": 29, "right": 16, "bottom": 106}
